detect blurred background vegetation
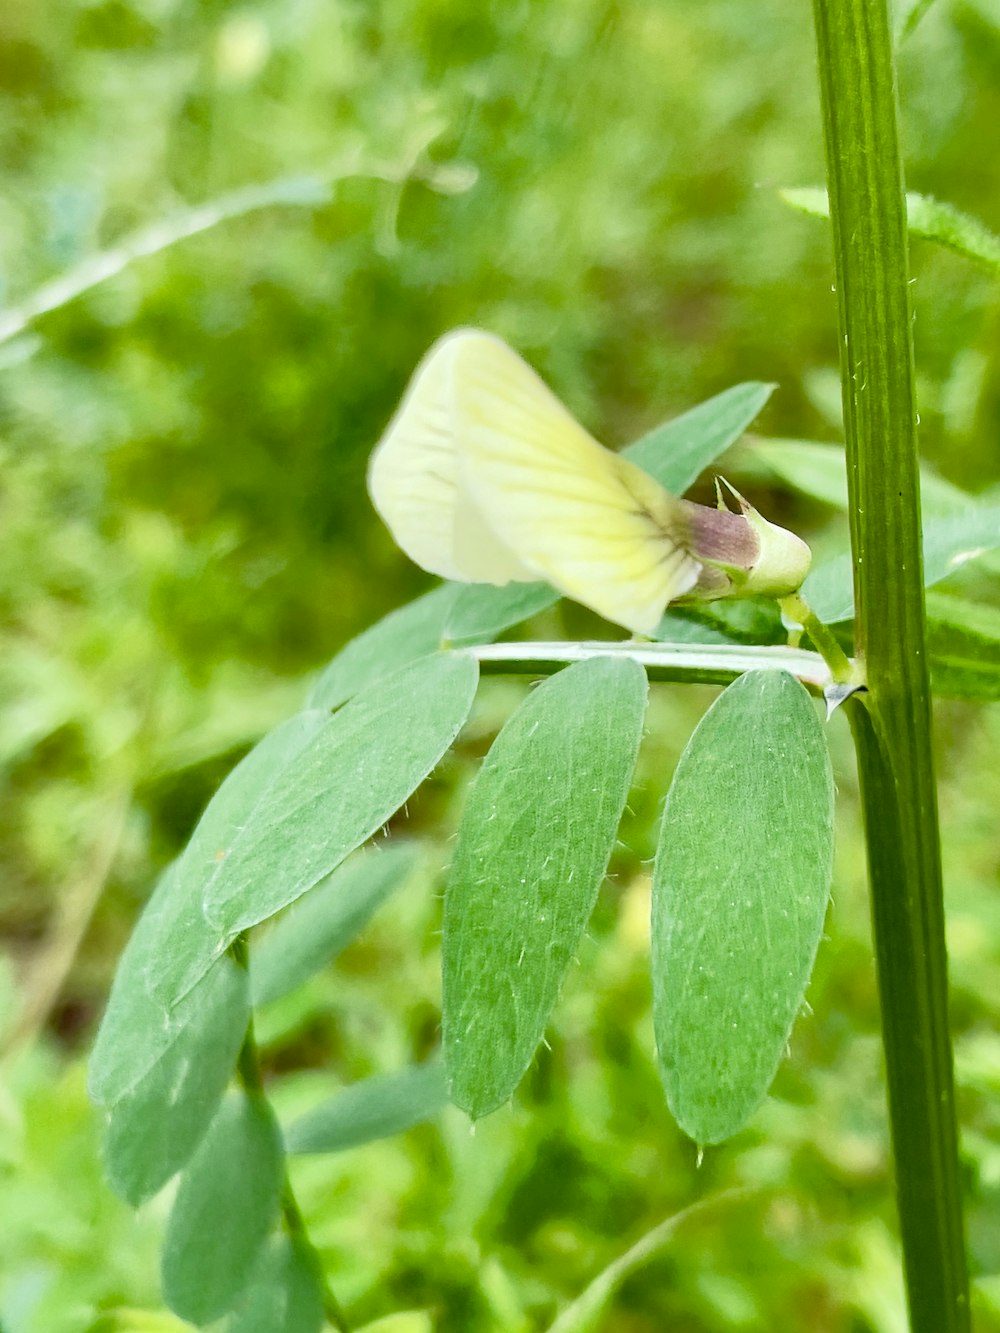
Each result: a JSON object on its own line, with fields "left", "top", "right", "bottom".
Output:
{"left": 1, "top": 0, "right": 999, "bottom": 1329}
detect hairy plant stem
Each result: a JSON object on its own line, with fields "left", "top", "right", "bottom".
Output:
{"left": 811, "top": 1, "right": 969, "bottom": 1328}
{"left": 230, "top": 936, "right": 350, "bottom": 1332}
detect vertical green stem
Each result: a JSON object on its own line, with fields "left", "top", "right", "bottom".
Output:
{"left": 810, "top": 4, "right": 969, "bottom": 1330}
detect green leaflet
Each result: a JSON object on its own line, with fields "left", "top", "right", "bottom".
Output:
{"left": 751, "top": 438, "right": 971, "bottom": 515}
{"left": 443, "top": 655, "right": 647, "bottom": 1118}
{"left": 102, "top": 955, "right": 249, "bottom": 1205}
{"left": 652, "top": 670, "right": 834, "bottom": 1144}
{"left": 226, "top": 1236, "right": 325, "bottom": 1333}
{"left": 802, "top": 505, "right": 1000, "bottom": 623}
{"left": 161, "top": 1093, "right": 284, "bottom": 1325}
{"left": 623, "top": 381, "right": 776, "bottom": 495}
{"left": 149, "top": 652, "right": 478, "bottom": 1009}
{"left": 251, "top": 842, "right": 421, "bottom": 1007}
{"left": 284, "top": 1060, "right": 449, "bottom": 1155}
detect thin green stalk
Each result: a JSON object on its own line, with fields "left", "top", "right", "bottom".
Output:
{"left": 470, "top": 638, "right": 842, "bottom": 693}
{"left": 231, "top": 936, "right": 351, "bottom": 1332}
{"left": 811, "top": 3, "right": 969, "bottom": 1329}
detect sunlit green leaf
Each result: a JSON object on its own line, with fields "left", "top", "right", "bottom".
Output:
{"left": 624, "top": 382, "right": 776, "bottom": 495}
{"left": 802, "top": 505, "right": 1000, "bottom": 623}
{"left": 251, "top": 843, "right": 421, "bottom": 1007}
{"left": 226, "top": 1236, "right": 324, "bottom": 1333}
{"left": 103, "top": 957, "right": 248, "bottom": 1205}
{"left": 162, "top": 1093, "right": 284, "bottom": 1325}
{"left": 652, "top": 670, "right": 834, "bottom": 1144}
{"left": 284, "top": 1059, "right": 449, "bottom": 1155}
{"left": 444, "top": 656, "right": 647, "bottom": 1118}
{"left": 152, "top": 652, "right": 478, "bottom": 1008}
{"left": 353, "top": 1316, "right": 434, "bottom": 1333}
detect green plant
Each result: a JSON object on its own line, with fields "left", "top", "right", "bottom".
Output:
{"left": 52, "top": 1, "right": 998, "bottom": 1330}
{"left": 89, "top": 351, "right": 1000, "bottom": 1333}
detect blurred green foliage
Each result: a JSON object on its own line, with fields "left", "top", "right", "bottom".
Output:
{"left": 1, "top": 0, "right": 999, "bottom": 1329}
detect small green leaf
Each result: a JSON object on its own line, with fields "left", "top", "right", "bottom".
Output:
{"left": 803, "top": 505, "right": 1000, "bottom": 623}
{"left": 623, "top": 381, "right": 776, "bottom": 495}
{"left": 308, "top": 586, "right": 457, "bottom": 711}
{"left": 652, "top": 670, "right": 834, "bottom": 1144}
{"left": 89, "top": 864, "right": 188, "bottom": 1105}
{"left": 751, "top": 438, "right": 971, "bottom": 515}
{"left": 781, "top": 186, "right": 1000, "bottom": 276}
{"left": 284, "top": 1059, "right": 449, "bottom": 1154}
{"left": 226, "top": 1236, "right": 324, "bottom": 1333}
{"left": 251, "top": 843, "right": 420, "bottom": 1007}
{"left": 103, "top": 956, "right": 249, "bottom": 1205}
{"left": 926, "top": 592, "right": 1000, "bottom": 699}
{"left": 444, "top": 581, "right": 556, "bottom": 642}
{"left": 656, "top": 599, "right": 785, "bottom": 647}
{"left": 444, "top": 656, "right": 647, "bottom": 1118}
{"left": 308, "top": 582, "right": 554, "bottom": 713}
{"left": 162, "top": 1093, "right": 284, "bottom": 1325}
{"left": 153, "top": 652, "right": 479, "bottom": 1008}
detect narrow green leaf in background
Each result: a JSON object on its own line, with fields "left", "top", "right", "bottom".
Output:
{"left": 443, "top": 656, "right": 648, "bottom": 1118}
{"left": 652, "top": 670, "right": 834, "bottom": 1145}
{"left": 926, "top": 593, "right": 1000, "bottom": 700}
{"left": 251, "top": 843, "right": 421, "bottom": 1007}
{"left": 162, "top": 1093, "right": 284, "bottom": 1325}
{"left": 103, "top": 955, "right": 249, "bottom": 1205}
{"left": 226, "top": 1235, "right": 325, "bottom": 1333}
{"left": 751, "top": 438, "right": 970, "bottom": 514}
{"left": 802, "top": 505, "right": 1000, "bottom": 624}
{"left": 153, "top": 652, "right": 479, "bottom": 1007}
{"left": 623, "top": 381, "right": 776, "bottom": 495}
{"left": 781, "top": 186, "right": 1000, "bottom": 276}
{"left": 284, "top": 1059, "right": 449, "bottom": 1155}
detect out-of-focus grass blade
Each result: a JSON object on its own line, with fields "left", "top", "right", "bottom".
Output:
{"left": 284, "top": 1060, "right": 448, "bottom": 1154}
{"left": 251, "top": 843, "right": 420, "bottom": 1007}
